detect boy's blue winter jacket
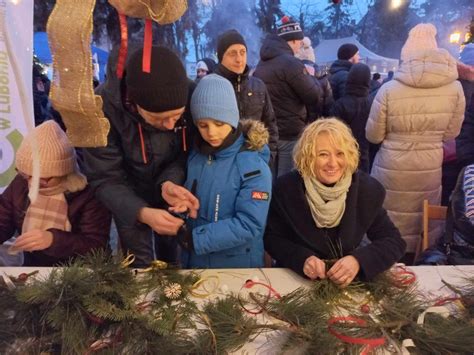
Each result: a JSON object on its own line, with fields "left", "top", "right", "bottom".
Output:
{"left": 181, "top": 120, "right": 272, "bottom": 268}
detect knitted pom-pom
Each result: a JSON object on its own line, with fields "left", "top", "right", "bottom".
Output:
{"left": 281, "top": 15, "right": 290, "bottom": 24}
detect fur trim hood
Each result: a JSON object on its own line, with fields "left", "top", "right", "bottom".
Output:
{"left": 240, "top": 119, "right": 269, "bottom": 151}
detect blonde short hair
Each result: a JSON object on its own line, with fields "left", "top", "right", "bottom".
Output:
{"left": 293, "top": 117, "right": 360, "bottom": 179}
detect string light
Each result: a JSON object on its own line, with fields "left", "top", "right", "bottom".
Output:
{"left": 450, "top": 32, "right": 461, "bottom": 44}
{"left": 391, "top": 0, "right": 402, "bottom": 9}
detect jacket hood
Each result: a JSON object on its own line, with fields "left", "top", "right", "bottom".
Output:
{"left": 457, "top": 62, "right": 474, "bottom": 82}
{"left": 345, "top": 63, "right": 370, "bottom": 97}
{"left": 329, "top": 59, "right": 352, "bottom": 75}
{"left": 241, "top": 119, "right": 269, "bottom": 151}
{"left": 259, "top": 34, "right": 294, "bottom": 61}
{"left": 395, "top": 48, "right": 458, "bottom": 88}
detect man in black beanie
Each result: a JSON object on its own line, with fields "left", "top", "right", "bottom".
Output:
{"left": 254, "top": 16, "right": 322, "bottom": 177}
{"left": 329, "top": 43, "right": 360, "bottom": 101}
{"left": 83, "top": 46, "right": 199, "bottom": 267}
{"left": 213, "top": 29, "right": 279, "bottom": 169}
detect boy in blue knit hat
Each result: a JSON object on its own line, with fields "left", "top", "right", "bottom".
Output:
{"left": 167, "top": 74, "right": 272, "bottom": 268}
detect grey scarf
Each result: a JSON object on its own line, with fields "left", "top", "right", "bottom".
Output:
{"left": 303, "top": 173, "right": 352, "bottom": 228}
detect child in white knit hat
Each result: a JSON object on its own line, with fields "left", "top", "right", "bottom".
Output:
{"left": 0, "top": 120, "right": 111, "bottom": 266}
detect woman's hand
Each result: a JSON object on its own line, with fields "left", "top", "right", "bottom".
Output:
{"left": 12, "top": 230, "right": 54, "bottom": 252}
{"left": 327, "top": 255, "right": 360, "bottom": 287}
{"left": 303, "top": 255, "right": 326, "bottom": 280}
{"left": 161, "top": 181, "right": 199, "bottom": 218}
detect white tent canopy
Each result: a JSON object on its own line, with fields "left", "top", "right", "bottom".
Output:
{"left": 315, "top": 35, "right": 399, "bottom": 74}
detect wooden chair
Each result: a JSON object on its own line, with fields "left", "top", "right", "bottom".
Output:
{"left": 421, "top": 200, "right": 448, "bottom": 251}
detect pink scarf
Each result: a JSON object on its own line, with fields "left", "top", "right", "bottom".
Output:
{"left": 22, "top": 185, "right": 71, "bottom": 233}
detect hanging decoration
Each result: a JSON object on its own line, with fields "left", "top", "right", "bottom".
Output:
{"left": 46, "top": 0, "right": 110, "bottom": 147}
{"left": 107, "top": 0, "right": 188, "bottom": 78}
{"left": 107, "top": 0, "right": 187, "bottom": 24}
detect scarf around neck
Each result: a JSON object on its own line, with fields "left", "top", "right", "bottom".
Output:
{"left": 303, "top": 173, "right": 352, "bottom": 228}
{"left": 22, "top": 183, "right": 72, "bottom": 233}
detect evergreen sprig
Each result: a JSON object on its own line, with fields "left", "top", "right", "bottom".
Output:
{"left": 1, "top": 254, "right": 473, "bottom": 354}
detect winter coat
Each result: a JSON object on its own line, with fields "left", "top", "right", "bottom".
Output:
{"left": 253, "top": 34, "right": 322, "bottom": 141}
{"left": 331, "top": 63, "right": 372, "bottom": 172}
{"left": 455, "top": 62, "right": 474, "bottom": 167}
{"left": 301, "top": 60, "right": 334, "bottom": 121}
{"left": 264, "top": 170, "right": 406, "bottom": 281}
{"left": 329, "top": 59, "right": 352, "bottom": 101}
{"left": 369, "top": 79, "right": 382, "bottom": 95}
{"left": 366, "top": 48, "right": 465, "bottom": 253}
{"left": 181, "top": 120, "right": 272, "bottom": 268}
{"left": 83, "top": 49, "right": 194, "bottom": 228}
{"left": 0, "top": 175, "right": 111, "bottom": 266}
{"left": 214, "top": 64, "right": 279, "bottom": 159}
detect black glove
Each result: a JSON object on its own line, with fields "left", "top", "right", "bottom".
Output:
{"left": 177, "top": 225, "right": 194, "bottom": 251}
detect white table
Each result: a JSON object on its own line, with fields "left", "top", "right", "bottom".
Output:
{"left": 2, "top": 265, "right": 473, "bottom": 354}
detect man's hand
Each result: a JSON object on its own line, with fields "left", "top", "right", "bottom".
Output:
{"left": 162, "top": 181, "right": 199, "bottom": 218}
{"left": 327, "top": 255, "right": 360, "bottom": 288}
{"left": 137, "top": 207, "right": 184, "bottom": 235}
{"left": 303, "top": 255, "right": 326, "bottom": 280}
{"left": 12, "top": 230, "right": 54, "bottom": 252}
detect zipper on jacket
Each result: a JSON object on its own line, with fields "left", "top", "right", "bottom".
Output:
{"left": 214, "top": 194, "right": 220, "bottom": 222}
{"left": 237, "top": 75, "right": 241, "bottom": 93}
{"left": 207, "top": 155, "right": 213, "bottom": 165}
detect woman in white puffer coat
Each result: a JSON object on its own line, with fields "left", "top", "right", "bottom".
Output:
{"left": 366, "top": 23, "right": 465, "bottom": 255}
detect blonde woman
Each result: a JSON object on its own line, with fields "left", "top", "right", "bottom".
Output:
{"left": 264, "top": 118, "right": 406, "bottom": 286}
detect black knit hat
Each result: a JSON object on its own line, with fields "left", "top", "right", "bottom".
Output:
{"left": 217, "top": 30, "right": 247, "bottom": 62}
{"left": 337, "top": 43, "right": 359, "bottom": 60}
{"left": 126, "top": 46, "right": 189, "bottom": 112}
{"left": 277, "top": 16, "right": 304, "bottom": 42}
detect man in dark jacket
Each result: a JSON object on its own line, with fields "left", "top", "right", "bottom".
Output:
{"left": 254, "top": 16, "right": 322, "bottom": 177}
{"left": 83, "top": 46, "right": 199, "bottom": 267}
{"left": 213, "top": 29, "right": 278, "bottom": 166}
{"left": 329, "top": 43, "right": 360, "bottom": 101}
{"left": 331, "top": 63, "right": 372, "bottom": 172}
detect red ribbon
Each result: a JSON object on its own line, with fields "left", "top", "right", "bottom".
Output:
{"left": 328, "top": 316, "right": 385, "bottom": 353}
{"left": 142, "top": 19, "right": 153, "bottom": 73}
{"left": 434, "top": 296, "right": 461, "bottom": 306}
{"left": 239, "top": 279, "right": 281, "bottom": 315}
{"left": 116, "top": 13, "right": 128, "bottom": 79}
{"left": 391, "top": 265, "right": 416, "bottom": 288}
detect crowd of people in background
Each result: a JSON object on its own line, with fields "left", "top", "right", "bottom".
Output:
{"left": 2, "top": 16, "right": 474, "bottom": 283}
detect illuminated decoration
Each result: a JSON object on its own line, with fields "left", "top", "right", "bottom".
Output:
{"left": 47, "top": 0, "right": 110, "bottom": 147}
{"left": 391, "top": 0, "right": 402, "bottom": 9}
{"left": 107, "top": 0, "right": 187, "bottom": 23}
{"left": 450, "top": 32, "right": 461, "bottom": 44}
